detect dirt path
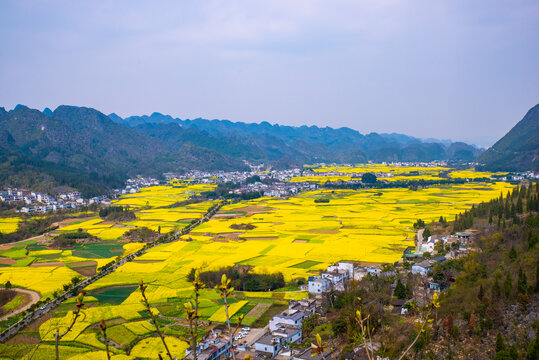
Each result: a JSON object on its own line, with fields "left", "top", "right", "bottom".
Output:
{"left": 0, "top": 288, "right": 41, "bottom": 321}
{"left": 0, "top": 235, "right": 45, "bottom": 251}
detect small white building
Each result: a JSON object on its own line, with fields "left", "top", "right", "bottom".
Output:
{"left": 269, "top": 311, "right": 307, "bottom": 332}
{"left": 308, "top": 277, "right": 331, "bottom": 294}
{"left": 411, "top": 261, "right": 432, "bottom": 276}
{"left": 326, "top": 262, "right": 355, "bottom": 278}
{"left": 254, "top": 334, "right": 282, "bottom": 357}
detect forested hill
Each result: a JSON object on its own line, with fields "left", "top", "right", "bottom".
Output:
{"left": 477, "top": 103, "right": 539, "bottom": 171}
{"left": 0, "top": 104, "right": 482, "bottom": 194}
{"left": 114, "top": 111, "right": 481, "bottom": 163}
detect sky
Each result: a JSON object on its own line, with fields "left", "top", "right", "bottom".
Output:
{"left": 1, "top": 1, "right": 538, "bottom": 147}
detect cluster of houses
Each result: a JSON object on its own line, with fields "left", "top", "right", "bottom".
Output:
{"left": 234, "top": 181, "right": 317, "bottom": 198}
{"left": 1, "top": 189, "right": 83, "bottom": 213}
{"left": 164, "top": 168, "right": 305, "bottom": 184}
{"left": 254, "top": 298, "right": 317, "bottom": 357}
{"left": 113, "top": 176, "right": 159, "bottom": 195}
{"left": 0, "top": 188, "right": 116, "bottom": 214}
{"left": 417, "top": 231, "right": 475, "bottom": 254}
{"left": 307, "top": 262, "right": 373, "bottom": 295}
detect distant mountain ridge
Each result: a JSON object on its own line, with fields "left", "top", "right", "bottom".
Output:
{"left": 111, "top": 111, "right": 482, "bottom": 163}
{"left": 477, "top": 103, "right": 539, "bottom": 171}
{"left": 0, "top": 104, "right": 483, "bottom": 194}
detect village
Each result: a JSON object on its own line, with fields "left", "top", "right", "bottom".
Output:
{"left": 184, "top": 231, "right": 477, "bottom": 360}
{"left": 2, "top": 161, "right": 536, "bottom": 214}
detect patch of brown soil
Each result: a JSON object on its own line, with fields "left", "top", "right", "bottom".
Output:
{"left": 293, "top": 239, "right": 308, "bottom": 243}
{"left": 12, "top": 312, "right": 54, "bottom": 334}
{"left": 212, "top": 213, "right": 243, "bottom": 219}
{"left": 226, "top": 205, "right": 276, "bottom": 216}
{"left": 69, "top": 261, "right": 97, "bottom": 267}
{"left": 273, "top": 222, "right": 284, "bottom": 225}
{"left": 0, "top": 257, "right": 16, "bottom": 265}
{"left": 56, "top": 218, "right": 86, "bottom": 228}
{"left": 210, "top": 233, "right": 242, "bottom": 241}
{"left": 355, "top": 261, "right": 381, "bottom": 266}
{"left": 30, "top": 262, "right": 64, "bottom": 267}
{"left": 8, "top": 331, "right": 41, "bottom": 344}
{"left": 308, "top": 229, "right": 339, "bottom": 234}
{"left": 72, "top": 266, "right": 96, "bottom": 276}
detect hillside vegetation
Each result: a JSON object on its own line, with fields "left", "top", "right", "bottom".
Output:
{"left": 478, "top": 103, "right": 539, "bottom": 171}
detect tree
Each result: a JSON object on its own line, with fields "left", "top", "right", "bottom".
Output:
{"left": 55, "top": 293, "right": 85, "bottom": 360}
{"left": 184, "top": 269, "right": 205, "bottom": 360}
{"left": 139, "top": 280, "right": 173, "bottom": 360}
{"left": 478, "top": 284, "right": 484, "bottom": 301}
{"left": 504, "top": 273, "right": 512, "bottom": 298}
{"left": 528, "top": 231, "right": 538, "bottom": 249}
{"left": 423, "top": 227, "right": 431, "bottom": 241}
{"left": 413, "top": 219, "right": 425, "bottom": 229}
{"left": 99, "top": 319, "right": 111, "bottom": 360}
{"left": 508, "top": 246, "right": 517, "bottom": 261}
{"left": 495, "top": 331, "right": 505, "bottom": 352}
{"left": 395, "top": 279, "right": 407, "bottom": 299}
{"left": 4, "top": 281, "right": 12, "bottom": 289}
{"left": 361, "top": 172, "right": 377, "bottom": 184}
{"left": 215, "top": 274, "right": 240, "bottom": 360}
{"left": 492, "top": 276, "right": 501, "bottom": 299}
{"left": 518, "top": 267, "right": 528, "bottom": 294}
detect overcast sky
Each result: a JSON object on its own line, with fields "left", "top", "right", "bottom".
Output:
{"left": 1, "top": 1, "right": 538, "bottom": 147}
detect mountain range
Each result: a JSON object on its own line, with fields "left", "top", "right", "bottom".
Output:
{"left": 1, "top": 103, "right": 536, "bottom": 195}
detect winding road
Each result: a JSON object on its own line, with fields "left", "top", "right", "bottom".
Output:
{"left": 0, "top": 288, "right": 41, "bottom": 321}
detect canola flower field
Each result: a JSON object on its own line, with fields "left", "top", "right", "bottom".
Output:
{"left": 0, "top": 218, "right": 20, "bottom": 234}
{"left": 0, "top": 183, "right": 218, "bottom": 299}
{"left": 0, "top": 172, "right": 516, "bottom": 359}
{"left": 291, "top": 164, "right": 508, "bottom": 183}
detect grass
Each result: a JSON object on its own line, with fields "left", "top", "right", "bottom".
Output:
{"left": 89, "top": 285, "right": 138, "bottom": 305}
{"left": 107, "top": 324, "right": 138, "bottom": 347}
{"left": 3, "top": 294, "right": 23, "bottom": 312}
{"left": 289, "top": 260, "right": 321, "bottom": 269}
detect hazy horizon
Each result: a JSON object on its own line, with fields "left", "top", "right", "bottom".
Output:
{"left": 1, "top": 1, "right": 538, "bottom": 148}
{"left": 2, "top": 101, "right": 533, "bottom": 148}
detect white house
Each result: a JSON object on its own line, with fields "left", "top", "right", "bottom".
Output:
{"left": 269, "top": 311, "right": 307, "bottom": 332}
{"left": 326, "top": 262, "right": 355, "bottom": 278}
{"left": 254, "top": 334, "right": 282, "bottom": 357}
{"left": 308, "top": 277, "right": 331, "bottom": 294}
{"left": 272, "top": 326, "right": 302, "bottom": 344}
{"left": 411, "top": 261, "right": 432, "bottom": 276}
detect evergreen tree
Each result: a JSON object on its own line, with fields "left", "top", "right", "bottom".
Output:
{"left": 528, "top": 231, "right": 538, "bottom": 249}
{"left": 518, "top": 267, "right": 528, "bottom": 294}
{"left": 495, "top": 331, "right": 505, "bottom": 352}
{"left": 504, "top": 273, "right": 512, "bottom": 298}
{"left": 423, "top": 227, "right": 431, "bottom": 241}
{"left": 509, "top": 245, "right": 517, "bottom": 261}
{"left": 517, "top": 197, "right": 523, "bottom": 213}
{"left": 492, "top": 276, "right": 501, "bottom": 298}
{"left": 394, "top": 279, "right": 407, "bottom": 299}
{"left": 478, "top": 284, "right": 484, "bottom": 301}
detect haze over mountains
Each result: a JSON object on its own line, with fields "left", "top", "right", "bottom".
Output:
{"left": 0, "top": 103, "right": 538, "bottom": 195}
